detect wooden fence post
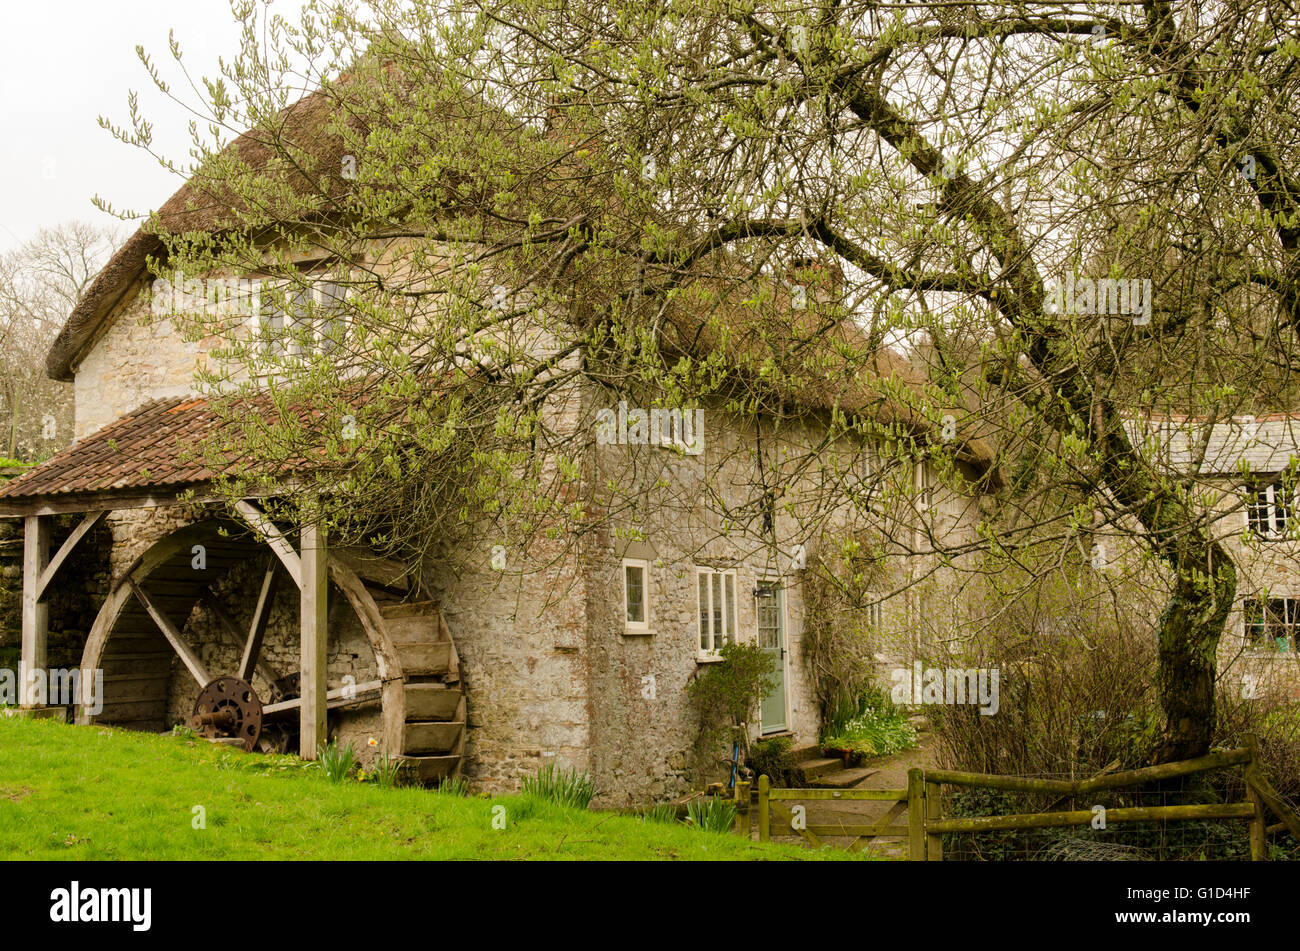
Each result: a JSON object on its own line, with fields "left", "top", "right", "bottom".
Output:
{"left": 925, "top": 779, "right": 943, "bottom": 861}
{"left": 735, "top": 780, "right": 751, "bottom": 838}
{"left": 1244, "top": 733, "right": 1267, "bottom": 861}
{"left": 907, "top": 767, "right": 925, "bottom": 861}
{"left": 757, "top": 774, "right": 770, "bottom": 842}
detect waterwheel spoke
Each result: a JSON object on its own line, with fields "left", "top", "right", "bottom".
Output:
{"left": 128, "top": 580, "right": 210, "bottom": 685}
{"left": 237, "top": 557, "right": 279, "bottom": 682}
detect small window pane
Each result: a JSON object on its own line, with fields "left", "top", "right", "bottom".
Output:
{"left": 625, "top": 564, "right": 645, "bottom": 625}
{"left": 699, "top": 573, "right": 709, "bottom": 650}
{"left": 724, "top": 573, "right": 735, "bottom": 644}
{"left": 711, "top": 574, "right": 723, "bottom": 647}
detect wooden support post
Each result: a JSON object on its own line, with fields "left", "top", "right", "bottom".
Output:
{"left": 20, "top": 516, "right": 49, "bottom": 708}
{"left": 925, "top": 779, "right": 943, "bottom": 861}
{"left": 735, "top": 780, "right": 751, "bottom": 839}
{"left": 757, "top": 774, "right": 770, "bottom": 842}
{"left": 907, "top": 767, "right": 925, "bottom": 861}
{"left": 1245, "top": 734, "right": 1268, "bottom": 861}
{"left": 299, "top": 522, "right": 328, "bottom": 759}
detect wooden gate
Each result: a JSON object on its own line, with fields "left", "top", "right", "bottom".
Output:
{"left": 742, "top": 735, "right": 1300, "bottom": 860}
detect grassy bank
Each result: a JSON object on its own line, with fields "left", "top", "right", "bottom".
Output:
{"left": 0, "top": 716, "right": 855, "bottom": 860}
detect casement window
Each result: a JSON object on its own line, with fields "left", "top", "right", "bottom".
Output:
{"left": 697, "top": 567, "right": 738, "bottom": 657}
{"left": 622, "top": 558, "right": 650, "bottom": 632}
{"left": 254, "top": 279, "right": 348, "bottom": 360}
{"left": 1245, "top": 481, "right": 1295, "bottom": 539}
{"left": 865, "top": 599, "right": 883, "bottom": 628}
{"left": 915, "top": 459, "right": 935, "bottom": 510}
{"left": 1243, "top": 598, "right": 1299, "bottom": 651}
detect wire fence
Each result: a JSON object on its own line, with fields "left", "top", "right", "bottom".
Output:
{"left": 941, "top": 777, "right": 1264, "bottom": 861}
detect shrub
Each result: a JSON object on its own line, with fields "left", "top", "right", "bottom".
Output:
{"left": 317, "top": 739, "right": 356, "bottom": 782}
{"left": 521, "top": 763, "right": 595, "bottom": 809}
{"left": 747, "top": 735, "right": 798, "bottom": 787}
{"left": 687, "top": 641, "right": 776, "bottom": 781}
{"left": 685, "top": 796, "right": 737, "bottom": 834}
{"left": 820, "top": 690, "right": 917, "bottom": 760}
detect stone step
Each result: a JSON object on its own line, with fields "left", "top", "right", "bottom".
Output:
{"left": 811, "top": 766, "right": 879, "bottom": 789}
{"left": 797, "top": 757, "right": 845, "bottom": 781}
{"left": 789, "top": 745, "right": 825, "bottom": 764}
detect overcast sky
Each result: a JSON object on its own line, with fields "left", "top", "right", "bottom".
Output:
{"left": 0, "top": 0, "right": 306, "bottom": 253}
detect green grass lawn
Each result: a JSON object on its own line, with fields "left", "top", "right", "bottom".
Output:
{"left": 0, "top": 716, "right": 858, "bottom": 860}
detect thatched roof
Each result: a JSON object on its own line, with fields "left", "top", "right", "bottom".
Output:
{"left": 46, "top": 76, "right": 999, "bottom": 478}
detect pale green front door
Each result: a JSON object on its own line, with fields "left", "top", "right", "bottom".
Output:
{"left": 758, "top": 582, "right": 787, "bottom": 733}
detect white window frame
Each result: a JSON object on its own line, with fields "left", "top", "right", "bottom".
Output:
{"left": 696, "top": 567, "right": 738, "bottom": 660}
{"left": 250, "top": 277, "right": 349, "bottom": 364}
{"left": 1244, "top": 481, "right": 1295, "bottom": 540}
{"left": 1243, "top": 597, "right": 1299, "bottom": 652}
{"left": 915, "top": 458, "right": 935, "bottom": 510}
{"left": 622, "top": 558, "right": 651, "bottom": 633}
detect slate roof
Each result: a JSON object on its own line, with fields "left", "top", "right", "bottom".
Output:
{"left": 1124, "top": 414, "right": 1300, "bottom": 477}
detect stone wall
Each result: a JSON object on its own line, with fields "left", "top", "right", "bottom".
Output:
{"left": 72, "top": 277, "right": 210, "bottom": 439}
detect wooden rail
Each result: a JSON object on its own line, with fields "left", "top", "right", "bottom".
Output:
{"left": 745, "top": 734, "right": 1299, "bottom": 860}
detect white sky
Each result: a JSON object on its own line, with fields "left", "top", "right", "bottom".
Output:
{"left": 0, "top": 0, "right": 306, "bottom": 252}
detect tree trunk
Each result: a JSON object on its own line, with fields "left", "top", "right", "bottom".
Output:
{"left": 1153, "top": 549, "right": 1236, "bottom": 763}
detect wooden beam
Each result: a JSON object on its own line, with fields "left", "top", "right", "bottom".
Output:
{"left": 262, "top": 680, "right": 382, "bottom": 716}
{"left": 233, "top": 500, "right": 302, "bottom": 588}
{"left": 1245, "top": 761, "right": 1300, "bottom": 844}
{"left": 19, "top": 515, "right": 49, "bottom": 708}
{"left": 299, "top": 522, "right": 328, "bottom": 758}
{"left": 36, "top": 510, "right": 107, "bottom": 600}
{"left": 237, "top": 559, "right": 279, "bottom": 682}
{"left": 128, "top": 580, "right": 210, "bottom": 686}
{"left": 927, "top": 802, "right": 1256, "bottom": 834}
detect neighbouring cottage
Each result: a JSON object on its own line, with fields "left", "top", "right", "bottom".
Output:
{"left": 0, "top": 85, "right": 997, "bottom": 805}
{"left": 1122, "top": 415, "right": 1300, "bottom": 701}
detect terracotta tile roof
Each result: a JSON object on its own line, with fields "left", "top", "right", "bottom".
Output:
{"left": 0, "top": 396, "right": 232, "bottom": 501}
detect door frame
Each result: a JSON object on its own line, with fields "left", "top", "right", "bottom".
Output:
{"left": 757, "top": 577, "right": 791, "bottom": 735}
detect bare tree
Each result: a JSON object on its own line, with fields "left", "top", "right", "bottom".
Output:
{"left": 0, "top": 222, "right": 121, "bottom": 459}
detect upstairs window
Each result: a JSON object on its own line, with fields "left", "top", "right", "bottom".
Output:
{"left": 1245, "top": 481, "right": 1294, "bottom": 539}
{"left": 255, "top": 278, "right": 348, "bottom": 362}
{"left": 697, "top": 567, "right": 737, "bottom": 657}
{"left": 622, "top": 558, "right": 650, "bottom": 632}
{"left": 1243, "top": 598, "right": 1299, "bottom": 651}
